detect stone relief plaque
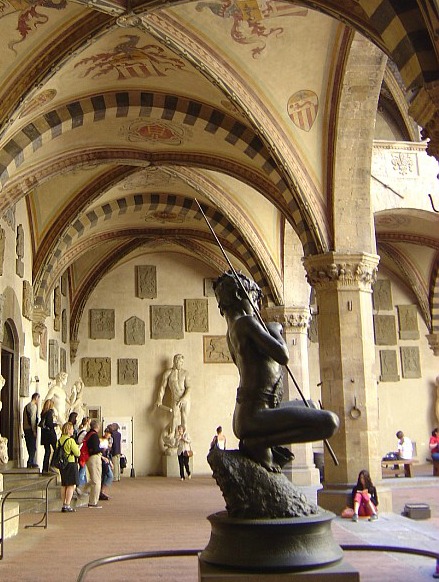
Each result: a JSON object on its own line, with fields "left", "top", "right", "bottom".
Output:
{"left": 62, "top": 309, "right": 67, "bottom": 343}
{"left": 16, "top": 224, "right": 24, "bottom": 278}
{"left": 185, "top": 299, "right": 208, "bottom": 332}
{"left": 397, "top": 305, "right": 419, "bottom": 340}
{"left": 82, "top": 357, "right": 111, "bottom": 386}
{"left": 61, "top": 271, "right": 68, "bottom": 296}
{"left": 136, "top": 265, "right": 157, "bottom": 299}
{"left": 0, "top": 227, "right": 5, "bottom": 275}
{"left": 124, "top": 316, "right": 145, "bottom": 345}
{"left": 379, "top": 350, "right": 400, "bottom": 382}
{"left": 48, "top": 339, "right": 59, "bottom": 379}
{"left": 150, "top": 305, "right": 183, "bottom": 339}
{"left": 39, "top": 326, "right": 48, "bottom": 361}
{"left": 54, "top": 285, "right": 61, "bottom": 332}
{"left": 373, "top": 315, "right": 397, "bottom": 345}
{"left": 373, "top": 279, "right": 393, "bottom": 311}
{"left": 89, "top": 309, "right": 115, "bottom": 340}
{"left": 22, "top": 280, "right": 33, "bottom": 321}
{"left": 400, "top": 346, "right": 421, "bottom": 379}
{"left": 60, "top": 347, "right": 66, "bottom": 373}
{"left": 204, "top": 278, "right": 216, "bottom": 297}
{"left": 203, "top": 335, "right": 232, "bottom": 363}
{"left": 308, "top": 315, "right": 318, "bottom": 343}
{"left": 20, "top": 356, "right": 30, "bottom": 397}
{"left": 118, "top": 358, "right": 138, "bottom": 384}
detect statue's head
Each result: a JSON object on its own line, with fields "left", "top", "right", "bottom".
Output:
{"left": 56, "top": 371, "right": 68, "bottom": 385}
{"left": 213, "top": 271, "right": 262, "bottom": 316}
{"left": 173, "top": 354, "right": 184, "bottom": 369}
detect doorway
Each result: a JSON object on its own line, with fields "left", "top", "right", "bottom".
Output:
{"left": 1, "top": 321, "right": 17, "bottom": 460}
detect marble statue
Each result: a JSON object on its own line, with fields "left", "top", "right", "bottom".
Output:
{"left": 156, "top": 354, "right": 191, "bottom": 453}
{"left": 44, "top": 371, "right": 69, "bottom": 426}
{"left": 0, "top": 374, "right": 4, "bottom": 412}
{"left": 0, "top": 435, "right": 8, "bottom": 465}
{"left": 68, "top": 377, "right": 86, "bottom": 426}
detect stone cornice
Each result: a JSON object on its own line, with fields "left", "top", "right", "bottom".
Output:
{"left": 302, "top": 252, "right": 379, "bottom": 291}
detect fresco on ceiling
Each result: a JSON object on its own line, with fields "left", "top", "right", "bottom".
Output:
{"left": 121, "top": 119, "right": 191, "bottom": 145}
{"left": 287, "top": 90, "right": 318, "bottom": 132}
{"left": 120, "top": 168, "right": 179, "bottom": 189}
{"left": 1, "top": 0, "right": 67, "bottom": 54}
{"left": 74, "top": 35, "right": 187, "bottom": 79}
{"left": 144, "top": 210, "right": 186, "bottom": 224}
{"left": 195, "top": 0, "right": 307, "bottom": 58}
{"left": 19, "top": 89, "right": 57, "bottom": 118}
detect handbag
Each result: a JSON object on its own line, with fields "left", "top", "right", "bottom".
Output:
{"left": 184, "top": 446, "right": 193, "bottom": 458}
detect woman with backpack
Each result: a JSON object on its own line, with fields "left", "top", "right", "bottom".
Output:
{"left": 57, "top": 421, "right": 80, "bottom": 513}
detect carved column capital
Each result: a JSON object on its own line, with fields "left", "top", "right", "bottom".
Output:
{"left": 426, "top": 333, "right": 439, "bottom": 356}
{"left": 302, "top": 252, "right": 379, "bottom": 292}
{"left": 262, "top": 306, "right": 311, "bottom": 333}
{"left": 32, "top": 306, "right": 48, "bottom": 347}
{"left": 409, "top": 81, "right": 439, "bottom": 161}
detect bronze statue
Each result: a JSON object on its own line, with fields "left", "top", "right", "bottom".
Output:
{"left": 213, "top": 271, "right": 339, "bottom": 473}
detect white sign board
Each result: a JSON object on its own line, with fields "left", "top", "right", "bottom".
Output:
{"left": 102, "top": 416, "right": 133, "bottom": 476}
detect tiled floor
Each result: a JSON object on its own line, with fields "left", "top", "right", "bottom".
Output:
{"left": 1, "top": 464, "right": 438, "bottom": 581}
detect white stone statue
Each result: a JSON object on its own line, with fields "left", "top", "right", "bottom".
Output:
{"left": 0, "top": 374, "right": 5, "bottom": 412}
{"left": 67, "top": 377, "right": 86, "bottom": 426}
{"left": 156, "top": 354, "right": 191, "bottom": 454}
{"left": 44, "top": 371, "right": 69, "bottom": 426}
{"left": 0, "top": 435, "right": 8, "bottom": 465}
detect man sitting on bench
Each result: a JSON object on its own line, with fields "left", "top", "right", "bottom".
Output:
{"left": 395, "top": 430, "right": 413, "bottom": 461}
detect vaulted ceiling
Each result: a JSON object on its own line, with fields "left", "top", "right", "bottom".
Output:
{"left": 0, "top": 0, "right": 438, "bottom": 338}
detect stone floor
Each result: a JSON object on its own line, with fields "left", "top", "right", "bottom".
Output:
{"left": 0, "top": 463, "right": 438, "bottom": 581}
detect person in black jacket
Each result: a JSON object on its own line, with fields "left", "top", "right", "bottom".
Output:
{"left": 351, "top": 469, "right": 378, "bottom": 522}
{"left": 82, "top": 419, "right": 102, "bottom": 508}
{"left": 40, "top": 398, "right": 57, "bottom": 473}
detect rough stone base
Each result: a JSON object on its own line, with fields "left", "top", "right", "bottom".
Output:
{"left": 199, "top": 558, "right": 360, "bottom": 581}
{"left": 2, "top": 501, "right": 19, "bottom": 539}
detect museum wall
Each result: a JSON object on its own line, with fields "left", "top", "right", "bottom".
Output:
{"left": 70, "top": 252, "right": 240, "bottom": 476}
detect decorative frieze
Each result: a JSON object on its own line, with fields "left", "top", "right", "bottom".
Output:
{"left": 118, "top": 358, "right": 138, "bottom": 384}
{"left": 89, "top": 309, "right": 115, "bottom": 340}
{"left": 150, "top": 305, "right": 183, "bottom": 339}
{"left": 82, "top": 357, "right": 111, "bottom": 386}
{"left": 48, "top": 339, "right": 59, "bottom": 379}
{"left": 400, "top": 346, "right": 421, "bottom": 378}
{"left": 22, "top": 281, "right": 33, "bottom": 321}
{"left": 124, "top": 316, "right": 145, "bottom": 345}
{"left": 303, "top": 252, "right": 379, "bottom": 291}
{"left": 262, "top": 306, "right": 311, "bottom": 333}
{"left": 373, "top": 315, "right": 397, "bottom": 345}
{"left": 379, "top": 350, "right": 399, "bottom": 382}
{"left": 372, "top": 279, "right": 393, "bottom": 311}
{"left": 203, "top": 336, "right": 232, "bottom": 363}
{"left": 16, "top": 224, "right": 24, "bottom": 278}
{"left": 20, "top": 356, "right": 30, "bottom": 397}
{"left": 136, "top": 265, "right": 157, "bottom": 299}
{"left": 397, "top": 305, "right": 419, "bottom": 340}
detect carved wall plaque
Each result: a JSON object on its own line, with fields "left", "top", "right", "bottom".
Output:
{"left": 308, "top": 315, "right": 318, "bottom": 343}
{"left": 20, "top": 356, "right": 30, "bottom": 397}
{"left": 0, "top": 227, "right": 5, "bottom": 275}
{"left": 48, "top": 339, "right": 59, "bottom": 379}
{"left": 379, "top": 350, "right": 400, "bottom": 382}
{"left": 60, "top": 347, "right": 66, "bottom": 373}
{"left": 0, "top": 293, "right": 5, "bottom": 343}
{"left": 150, "top": 305, "right": 183, "bottom": 339}
{"left": 204, "top": 278, "right": 216, "bottom": 297}
{"left": 22, "top": 280, "right": 33, "bottom": 321}
{"left": 185, "top": 299, "right": 208, "bottom": 332}
{"left": 124, "top": 316, "right": 145, "bottom": 345}
{"left": 373, "top": 315, "right": 397, "bottom": 345}
{"left": 39, "top": 326, "right": 48, "bottom": 361}
{"left": 397, "top": 305, "right": 419, "bottom": 340}
{"left": 82, "top": 357, "right": 111, "bottom": 386}
{"left": 203, "top": 335, "right": 232, "bottom": 363}
{"left": 373, "top": 279, "right": 393, "bottom": 311}
{"left": 136, "top": 265, "right": 157, "bottom": 299}
{"left": 400, "top": 346, "right": 421, "bottom": 379}
{"left": 16, "top": 224, "right": 24, "bottom": 278}
{"left": 89, "top": 309, "right": 115, "bottom": 340}
{"left": 61, "top": 271, "right": 68, "bottom": 296}
{"left": 62, "top": 309, "right": 67, "bottom": 343}
{"left": 54, "top": 286, "right": 61, "bottom": 332}
{"left": 118, "top": 358, "right": 138, "bottom": 384}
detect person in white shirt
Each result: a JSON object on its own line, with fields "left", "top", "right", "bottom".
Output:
{"left": 396, "top": 430, "right": 413, "bottom": 459}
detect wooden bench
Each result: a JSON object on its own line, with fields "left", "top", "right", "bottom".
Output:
{"left": 381, "top": 458, "right": 418, "bottom": 478}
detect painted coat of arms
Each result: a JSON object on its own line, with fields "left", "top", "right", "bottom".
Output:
{"left": 287, "top": 90, "right": 319, "bottom": 132}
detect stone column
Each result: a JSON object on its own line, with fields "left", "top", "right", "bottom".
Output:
{"left": 262, "top": 305, "right": 320, "bottom": 487}
{"left": 303, "top": 252, "right": 392, "bottom": 512}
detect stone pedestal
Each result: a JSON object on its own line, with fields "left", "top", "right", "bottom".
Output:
{"left": 199, "top": 559, "right": 360, "bottom": 581}
{"left": 200, "top": 510, "right": 343, "bottom": 572}
{"left": 162, "top": 454, "right": 192, "bottom": 478}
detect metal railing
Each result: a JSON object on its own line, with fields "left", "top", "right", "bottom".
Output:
{"left": 0, "top": 473, "right": 57, "bottom": 559}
